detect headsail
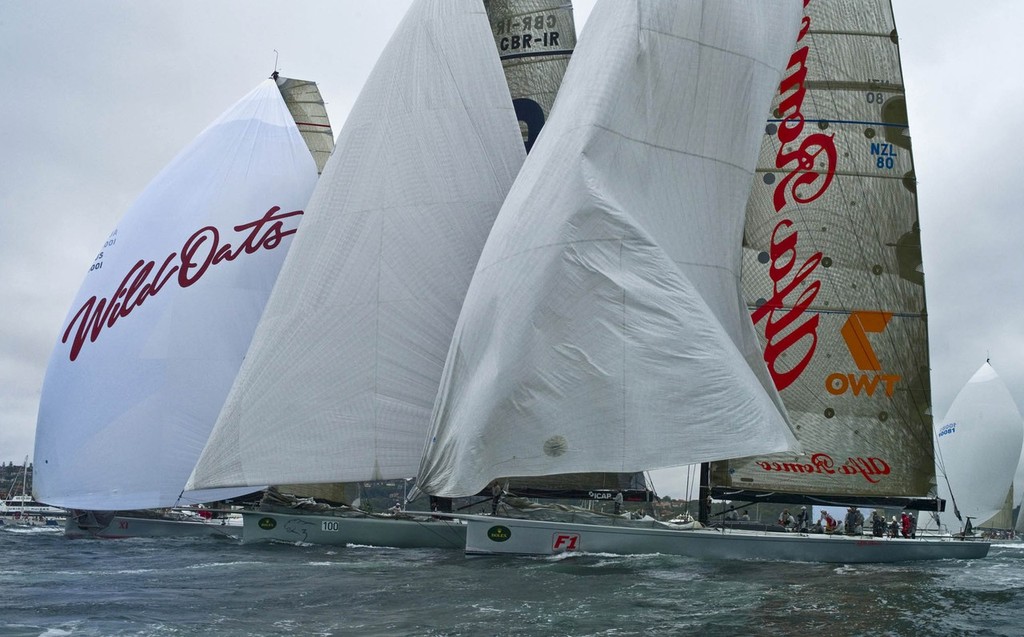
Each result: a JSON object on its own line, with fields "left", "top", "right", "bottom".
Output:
{"left": 418, "top": 0, "right": 804, "bottom": 498}
{"left": 187, "top": 0, "right": 526, "bottom": 491}
{"left": 934, "top": 362, "right": 1024, "bottom": 530}
{"left": 712, "top": 0, "right": 939, "bottom": 504}
{"left": 33, "top": 79, "right": 323, "bottom": 509}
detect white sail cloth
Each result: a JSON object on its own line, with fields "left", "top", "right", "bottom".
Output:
{"left": 936, "top": 362, "right": 1024, "bottom": 529}
{"left": 188, "top": 0, "right": 526, "bottom": 490}
{"left": 418, "top": 0, "right": 804, "bottom": 498}
{"left": 34, "top": 80, "right": 318, "bottom": 509}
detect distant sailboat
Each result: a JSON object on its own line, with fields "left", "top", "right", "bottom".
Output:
{"left": 0, "top": 457, "right": 65, "bottom": 529}
{"left": 186, "top": 0, "right": 545, "bottom": 548}
{"left": 933, "top": 361, "right": 1024, "bottom": 534}
{"left": 420, "top": 0, "right": 990, "bottom": 562}
{"left": 33, "top": 74, "right": 332, "bottom": 538}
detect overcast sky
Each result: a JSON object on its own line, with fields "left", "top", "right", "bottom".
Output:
{"left": 2, "top": 2, "right": 1022, "bottom": 499}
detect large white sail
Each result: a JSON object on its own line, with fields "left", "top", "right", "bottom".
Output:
{"left": 935, "top": 362, "right": 1024, "bottom": 530}
{"left": 33, "top": 79, "right": 321, "bottom": 510}
{"left": 418, "top": 0, "right": 804, "bottom": 498}
{"left": 712, "top": 0, "right": 939, "bottom": 502}
{"left": 188, "top": 0, "right": 526, "bottom": 490}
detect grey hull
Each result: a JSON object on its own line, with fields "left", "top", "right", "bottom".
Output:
{"left": 465, "top": 515, "right": 990, "bottom": 563}
{"left": 242, "top": 510, "right": 467, "bottom": 549}
{"left": 64, "top": 514, "right": 241, "bottom": 540}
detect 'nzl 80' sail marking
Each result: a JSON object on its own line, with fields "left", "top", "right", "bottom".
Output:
{"left": 871, "top": 142, "right": 898, "bottom": 169}
{"left": 61, "top": 206, "right": 303, "bottom": 362}
{"left": 752, "top": 1, "right": 837, "bottom": 392}
{"left": 825, "top": 311, "right": 902, "bottom": 398}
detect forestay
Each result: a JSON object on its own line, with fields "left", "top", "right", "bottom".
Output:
{"left": 712, "top": 0, "right": 939, "bottom": 501}
{"left": 34, "top": 80, "right": 319, "bottom": 509}
{"left": 418, "top": 0, "right": 804, "bottom": 498}
{"left": 188, "top": 0, "right": 526, "bottom": 490}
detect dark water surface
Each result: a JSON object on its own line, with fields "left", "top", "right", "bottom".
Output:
{"left": 2, "top": 525, "right": 1021, "bottom": 636}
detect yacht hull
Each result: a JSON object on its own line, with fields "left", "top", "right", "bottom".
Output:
{"left": 241, "top": 510, "right": 467, "bottom": 549}
{"left": 464, "top": 515, "right": 991, "bottom": 563}
{"left": 65, "top": 513, "right": 241, "bottom": 540}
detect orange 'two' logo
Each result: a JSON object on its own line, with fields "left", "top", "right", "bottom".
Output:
{"left": 825, "top": 311, "right": 902, "bottom": 398}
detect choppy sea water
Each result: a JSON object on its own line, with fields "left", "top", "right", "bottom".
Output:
{"left": 2, "top": 524, "right": 1022, "bottom": 636}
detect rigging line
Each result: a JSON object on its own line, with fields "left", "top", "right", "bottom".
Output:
{"left": 931, "top": 422, "right": 963, "bottom": 521}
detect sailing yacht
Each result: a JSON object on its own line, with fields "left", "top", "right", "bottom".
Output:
{"left": 932, "top": 361, "right": 1024, "bottom": 535}
{"left": 32, "top": 75, "right": 332, "bottom": 539}
{"left": 185, "top": 0, "right": 569, "bottom": 547}
{"left": 417, "top": 0, "right": 990, "bottom": 562}
{"left": 0, "top": 459, "right": 65, "bottom": 528}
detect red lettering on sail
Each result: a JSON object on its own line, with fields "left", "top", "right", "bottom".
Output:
{"left": 756, "top": 453, "right": 891, "bottom": 484}
{"left": 754, "top": 2, "right": 838, "bottom": 391}
{"left": 61, "top": 206, "right": 302, "bottom": 362}
{"left": 752, "top": 221, "right": 822, "bottom": 390}
{"left": 774, "top": 133, "right": 837, "bottom": 211}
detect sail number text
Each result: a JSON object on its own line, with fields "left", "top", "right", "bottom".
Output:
{"left": 870, "top": 142, "right": 897, "bottom": 169}
{"left": 89, "top": 231, "right": 117, "bottom": 273}
{"left": 493, "top": 13, "right": 559, "bottom": 35}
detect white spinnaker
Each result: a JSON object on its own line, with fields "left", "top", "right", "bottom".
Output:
{"left": 935, "top": 362, "right": 1024, "bottom": 530}
{"left": 33, "top": 79, "right": 319, "bottom": 509}
{"left": 418, "top": 0, "right": 803, "bottom": 498}
{"left": 188, "top": 0, "right": 526, "bottom": 490}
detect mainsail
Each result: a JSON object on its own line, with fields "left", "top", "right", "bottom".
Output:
{"left": 275, "top": 75, "right": 335, "bottom": 174}
{"left": 934, "top": 362, "right": 1024, "bottom": 530}
{"left": 187, "top": 0, "right": 526, "bottom": 491}
{"left": 418, "top": 0, "right": 804, "bottom": 499}
{"left": 33, "top": 78, "right": 325, "bottom": 510}
{"left": 710, "top": 0, "right": 940, "bottom": 506}
{"left": 483, "top": 0, "right": 576, "bottom": 151}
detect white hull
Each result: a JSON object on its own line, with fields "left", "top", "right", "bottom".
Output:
{"left": 0, "top": 514, "right": 63, "bottom": 529}
{"left": 64, "top": 513, "right": 241, "bottom": 540}
{"left": 242, "top": 510, "right": 466, "bottom": 549}
{"left": 464, "top": 515, "right": 990, "bottom": 563}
